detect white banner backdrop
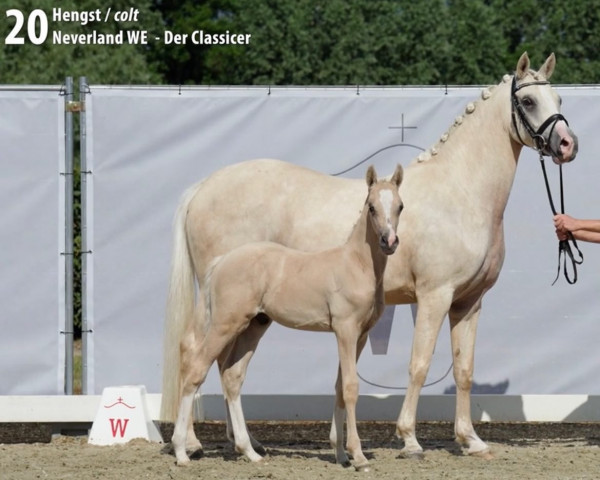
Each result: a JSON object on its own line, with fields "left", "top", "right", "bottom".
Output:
{"left": 85, "top": 85, "right": 600, "bottom": 400}
{"left": 0, "top": 88, "right": 65, "bottom": 394}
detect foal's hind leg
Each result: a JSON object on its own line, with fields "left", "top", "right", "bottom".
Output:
{"left": 449, "top": 299, "right": 491, "bottom": 458}
{"left": 219, "top": 316, "right": 271, "bottom": 458}
{"left": 172, "top": 319, "right": 244, "bottom": 465}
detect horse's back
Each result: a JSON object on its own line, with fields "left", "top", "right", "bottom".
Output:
{"left": 186, "top": 159, "right": 364, "bottom": 279}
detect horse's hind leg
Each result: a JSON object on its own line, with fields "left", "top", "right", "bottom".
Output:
{"left": 180, "top": 321, "right": 203, "bottom": 454}
{"left": 449, "top": 298, "right": 491, "bottom": 458}
{"left": 396, "top": 289, "right": 453, "bottom": 458}
{"left": 219, "top": 316, "right": 271, "bottom": 458}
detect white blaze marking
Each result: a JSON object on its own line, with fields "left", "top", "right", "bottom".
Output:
{"left": 379, "top": 189, "right": 394, "bottom": 221}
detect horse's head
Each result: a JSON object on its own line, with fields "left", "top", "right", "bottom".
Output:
{"left": 365, "top": 164, "right": 404, "bottom": 255}
{"left": 510, "top": 52, "right": 578, "bottom": 164}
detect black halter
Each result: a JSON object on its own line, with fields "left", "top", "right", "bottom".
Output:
{"left": 510, "top": 75, "right": 584, "bottom": 285}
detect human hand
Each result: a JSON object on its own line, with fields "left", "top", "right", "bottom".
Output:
{"left": 553, "top": 214, "right": 578, "bottom": 233}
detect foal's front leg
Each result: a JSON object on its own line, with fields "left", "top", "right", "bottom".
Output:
{"left": 334, "top": 326, "right": 370, "bottom": 471}
{"left": 330, "top": 331, "right": 369, "bottom": 468}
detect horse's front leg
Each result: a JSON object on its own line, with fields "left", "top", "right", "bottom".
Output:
{"left": 449, "top": 299, "right": 492, "bottom": 458}
{"left": 334, "top": 324, "right": 369, "bottom": 471}
{"left": 396, "top": 289, "right": 453, "bottom": 458}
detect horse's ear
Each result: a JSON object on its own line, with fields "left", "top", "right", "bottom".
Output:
{"left": 516, "top": 52, "right": 530, "bottom": 79}
{"left": 391, "top": 164, "right": 403, "bottom": 187}
{"left": 538, "top": 52, "right": 556, "bottom": 80}
{"left": 366, "top": 165, "right": 377, "bottom": 188}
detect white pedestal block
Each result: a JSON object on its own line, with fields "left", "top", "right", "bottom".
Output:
{"left": 88, "top": 385, "right": 163, "bottom": 445}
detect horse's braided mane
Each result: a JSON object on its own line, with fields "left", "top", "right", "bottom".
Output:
{"left": 414, "top": 68, "right": 544, "bottom": 164}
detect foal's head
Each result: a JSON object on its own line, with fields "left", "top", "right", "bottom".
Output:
{"left": 365, "top": 164, "right": 404, "bottom": 255}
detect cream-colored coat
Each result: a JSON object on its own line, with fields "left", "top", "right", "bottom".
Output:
{"left": 162, "top": 53, "right": 578, "bottom": 461}
{"left": 170, "top": 166, "right": 403, "bottom": 469}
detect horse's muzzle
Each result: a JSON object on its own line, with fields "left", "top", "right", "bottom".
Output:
{"left": 549, "top": 120, "right": 578, "bottom": 164}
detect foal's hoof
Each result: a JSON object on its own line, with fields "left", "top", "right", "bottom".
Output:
{"left": 399, "top": 448, "right": 425, "bottom": 460}
{"left": 186, "top": 439, "right": 203, "bottom": 453}
{"left": 469, "top": 448, "right": 494, "bottom": 460}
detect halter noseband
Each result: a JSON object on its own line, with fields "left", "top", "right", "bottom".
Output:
{"left": 510, "top": 75, "right": 583, "bottom": 284}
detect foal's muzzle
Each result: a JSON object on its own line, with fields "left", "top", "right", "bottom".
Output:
{"left": 380, "top": 234, "right": 399, "bottom": 255}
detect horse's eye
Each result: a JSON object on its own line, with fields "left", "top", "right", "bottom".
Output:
{"left": 521, "top": 96, "right": 534, "bottom": 108}
{"left": 398, "top": 204, "right": 404, "bottom": 215}
{"left": 368, "top": 204, "right": 375, "bottom": 214}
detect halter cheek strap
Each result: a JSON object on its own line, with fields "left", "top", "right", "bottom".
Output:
{"left": 510, "top": 75, "right": 584, "bottom": 285}
{"left": 510, "top": 76, "right": 568, "bottom": 152}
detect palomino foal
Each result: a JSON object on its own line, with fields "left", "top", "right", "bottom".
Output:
{"left": 171, "top": 164, "right": 403, "bottom": 471}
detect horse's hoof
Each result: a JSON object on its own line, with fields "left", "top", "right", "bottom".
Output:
{"left": 354, "top": 463, "right": 371, "bottom": 472}
{"left": 188, "top": 448, "right": 204, "bottom": 460}
{"left": 399, "top": 448, "right": 425, "bottom": 460}
{"left": 254, "top": 445, "right": 267, "bottom": 456}
{"left": 176, "top": 457, "right": 191, "bottom": 467}
{"left": 470, "top": 448, "right": 494, "bottom": 460}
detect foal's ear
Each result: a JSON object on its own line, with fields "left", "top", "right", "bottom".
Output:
{"left": 538, "top": 52, "right": 556, "bottom": 80}
{"left": 516, "top": 51, "right": 530, "bottom": 80}
{"left": 391, "top": 164, "right": 403, "bottom": 187}
{"left": 366, "top": 165, "right": 377, "bottom": 188}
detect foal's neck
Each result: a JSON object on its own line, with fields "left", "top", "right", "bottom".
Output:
{"left": 345, "top": 203, "right": 388, "bottom": 282}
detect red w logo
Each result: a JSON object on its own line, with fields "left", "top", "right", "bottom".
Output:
{"left": 109, "top": 418, "right": 130, "bottom": 438}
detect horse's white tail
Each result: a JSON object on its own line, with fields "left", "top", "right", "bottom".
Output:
{"left": 160, "top": 182, "right": 203, "bottom": 422}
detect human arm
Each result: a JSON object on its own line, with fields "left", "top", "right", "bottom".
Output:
{"left": 554, "top": 214, "right": 600, "bottom": 244}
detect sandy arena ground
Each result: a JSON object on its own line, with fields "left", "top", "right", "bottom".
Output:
{"left": 1, "top": 421, "right": 599, "bottom": 480}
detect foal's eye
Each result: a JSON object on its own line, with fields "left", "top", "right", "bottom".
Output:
{"left": 368, "top": 204, "right": 375, "bottom": 214}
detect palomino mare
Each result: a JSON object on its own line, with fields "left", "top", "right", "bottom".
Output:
{"left": 161, "top": 53, "right": 578, "bottom": 461}
{"left": 171, "top": 165, "right": 404, "bottom": 470}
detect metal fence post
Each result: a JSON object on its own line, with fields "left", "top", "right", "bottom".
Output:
{"left": 64, "top": 77, "right": 74, "bottom": 395}
{"left": 79, "top": 76, "right": 90, "bottom": 395}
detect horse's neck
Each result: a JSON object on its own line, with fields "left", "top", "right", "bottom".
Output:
{"left": 431, "top": 82, "right": 523, "bottom": 220}
{"left": 344, "top": 205, "right": 387, "bottom": 282}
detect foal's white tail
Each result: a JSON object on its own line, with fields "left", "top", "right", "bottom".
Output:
{"left": 160, "top": 182, "right": 203, "bottom": 422}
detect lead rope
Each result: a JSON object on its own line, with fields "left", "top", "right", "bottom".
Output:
{"left": 539, "top": 154, "right": 584, "bottom": 284}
